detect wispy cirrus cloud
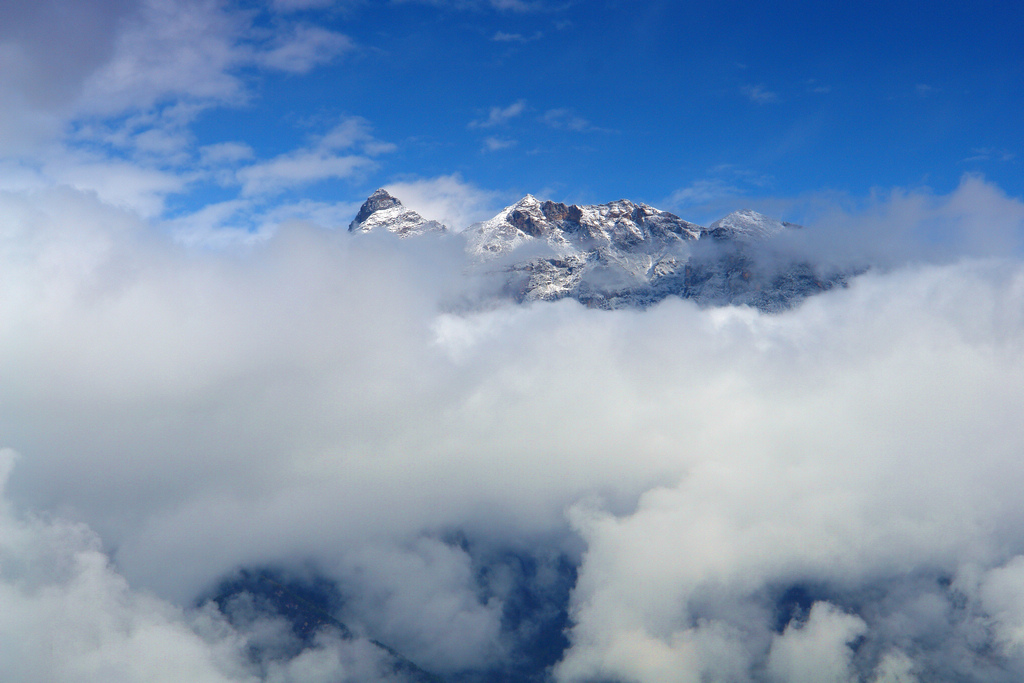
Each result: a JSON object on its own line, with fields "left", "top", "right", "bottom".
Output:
{"left": 666, "top": 164, "right": 774, "bottom": 222}
{"left": 234, "top": 117, "right": 392, "bottom": 196}
{"left": 469, "top": 100, "right": 527, "bottom": 129}
{"left": 666, "top": 178, "right": 742, "bottom": 208}
{"left": 805, "top": 78, "right": 832, "bottom": 94}
{"left": 257, "top": 24, "right": 354, "bottom": 74}
{"left": 236, "top": 151, "right": 375, "bottom": 197}
{"left": 483, "top": 136, "right": 518, "bottom": 152}
{"left": 198, "top": 141, "right": 256, "bottom": 166}
{"left": 741, "top": 84, "right": 780, "bottom": 104}
{"left": 269, "top": 0, "right": 352, "bottom": 11}
{"left": 541, "top": 107, "right": 600, "bottom": 132}
{"left": 78, "top": 0, "right": 350, "bottom": 118}
{"left": 395, "top": 0, "right": 565, "bottom": 10}
{"left": 488, "top": 0, "right": 551, "bottom": 9}
{"left": 963, "top": 147, "right": 1015, "bottom": 163}
{"left": 492, "top": 30, "right": 544, "bottom": 42}
{"left": 162, "top": 117, "right": 395, "bottom": 239}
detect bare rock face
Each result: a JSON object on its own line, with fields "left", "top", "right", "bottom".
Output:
{"left": 348, "top": 189, "right": 447, "bottom": 236}
{"left": 351, "top": 188, "right": 402, "bottom": 223}
{"left": 348, "top": 189, "right": 851, "bottom": 311}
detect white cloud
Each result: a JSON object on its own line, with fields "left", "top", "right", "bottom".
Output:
{"left": 963, "top": 147, "right": 1016, "bottom": 163}
{"left": 383, "top": 174, "right": 503, "bottom": 228}
{"left": 0, "top": 0, "right": 352, "bottom": 162}
{"left": 665, "top": 167, "right": 774, "bottom": 223}
{"left": 0, "top": 449, "right": 243, "bottom": 682}
{"left": 200, "top": 142, "right": 257, "bottom": 166}
{"left": 164, "top": 196, "right": 364, "bottom": 247}
{"left": 333, "top": 538, "right": 506, "bottom": 672}
{"left": 541, "top": 108, "right": 597, "bottom": 132}
{"left": 395, "top": 0, "right": 559, "bottom": 10}
{"left": 317, "top": 117, "right": 379, "bottom": 151}
{"left": 766, "top": 603, "right": 867, "bottom": 683}
{"left": 0, "top": 445, "right": 424, "bottom": 682}
{"left": 238, "top": 151, "right": 375, "bottom": 196}
{"left": 165, "top": 198, "right": 266, "bottom": 246}
{"left": 5, "top": 177, "right": 1024, "bottom": 679}
{"left": 780, "top": 174, "right": 1024, "bottom": 270}
{"left": 43, "top": 154, "right": 190, "bottom": 218}
{"left": 258, "top": 24, "right": 353, "bottom": 74}
{"left": 0, "top": 0, "right": 132, "bottom": 151}
{"left": 666, "top": 178, "right": 742, "bottom": 208}
{"left": 270, "top": 0, "right": 345, "bottom": 11}
{"left": 492, "top": 30, "right": 543, "bottom": 42}
{"left": 742, "top": 84, "right": 780, "bottom": 104}
{"left": 0, "top": 0, "right": 367, "bottom": 234}
{"left": 235, "top": 118, "right": 391, "bottom": 196}
{"left": 483, "top": 136, "right": 517, "bottom": 152}
{"left": 80, "top": 0, "right": 350, "bottom": 114}
{"left": 79, "top": 0, "right": 254, "bottom": 116}
{"left": 162, "top": 195, "right": 364, "bottom": 248}
{"left": 806, "top": 79, "right": 832, "bottom": 94}
{"left": 487, "top": 0, "right": 557, "bottom": 10}
{"left": 469, "top": 100, "right": 527, "bottom": 129}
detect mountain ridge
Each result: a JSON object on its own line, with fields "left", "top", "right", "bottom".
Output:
{"left": 349, "top": 189, "right": 849, "bottom": 312}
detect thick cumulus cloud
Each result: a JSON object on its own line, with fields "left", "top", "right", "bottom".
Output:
{"left": 771, "top": 174, "right": 1024, "bottom": 271}
{"left": 383, "top": 174, "right": 504, "bottom": 230}
{"left": 0, "top": 449, "right": 418, "bottom": 683}
{"left": 4, "top": 177, "right": 1024, "bottom": 680}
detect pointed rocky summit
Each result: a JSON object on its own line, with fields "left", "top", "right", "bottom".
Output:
{"left": 344, "top": 189, "right": 846, "bottom": 312}
{"left": 348, "top": 189, "right": 447, "bottom": 237}
{"left": 467, "top": 194, "right": 703, "bottom": 257}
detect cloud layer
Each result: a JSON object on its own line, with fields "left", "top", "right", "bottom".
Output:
{"left": 3, "top": 176, "right": 1024, "bottom": 681}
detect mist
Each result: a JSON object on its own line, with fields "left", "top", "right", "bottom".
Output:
{"left": 4, "top": 176, "right": 1024, "bottom": 681}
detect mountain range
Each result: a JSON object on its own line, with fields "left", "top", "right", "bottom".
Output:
{"left": 349, "top": 189, "right": 848, "bottom": 311}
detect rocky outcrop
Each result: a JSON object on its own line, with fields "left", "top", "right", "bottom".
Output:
{"left": 349, "top": 189, "right": 851, "bottom": 312}
{"left": 348, "top": 189, "right": 447, "bottom": 236}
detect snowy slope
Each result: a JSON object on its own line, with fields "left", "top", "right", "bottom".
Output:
{"left": 349, "top": 190, "right": 847, "bottom": 311}
{"left": 348, "top": 189, "right": 447, "bottom": 236}
{"left": 466, "top": 195, "right": 702, "bottom": 258}
{"left": 706, "top": 209, "right": 798, "bottom": 242}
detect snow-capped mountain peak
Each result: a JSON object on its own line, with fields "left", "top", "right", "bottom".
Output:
{"left": 348, "top": 188, "right": 447, "bottom": 236}
{"left": 346, "top": 189, "right": 846, "bottom": 312}
{"left": 706, "top": 209, "right": 798, "bottom": 242}
{"left": 467, "top": 195, "right": 703, "bottom": 258}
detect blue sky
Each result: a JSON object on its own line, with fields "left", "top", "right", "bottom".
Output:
{"left": 2, "top": 0, "right": 1021, "bottom": 232}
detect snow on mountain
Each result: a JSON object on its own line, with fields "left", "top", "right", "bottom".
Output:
{"left": 348, "top": 189, "right": 447, "bottom": 236}
{"left": 706, "top": 209, "right": 799, "bottom": 242}
{"left": 349, "top": 190, "right": 847, "bottom": 311}
{"left": 466, "top": 194, "right": 703, "bottom": 258}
